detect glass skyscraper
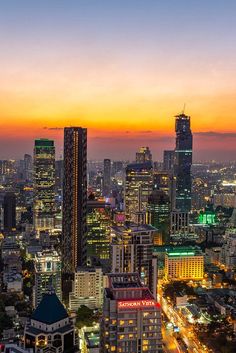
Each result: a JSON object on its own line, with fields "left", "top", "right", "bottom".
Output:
{"left": 33, "top": 139, "right": 55, "bottom": 234}
{"left": 103, "top": 158, "right": 111, "bottom": 196}
{"left": 125, "top": 161, "right": 153, "bottom": 222}
{"left": 175, "top": 113, "right": 193, "bottom": 212}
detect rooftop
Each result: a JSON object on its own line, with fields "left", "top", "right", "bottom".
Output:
{"left": 108, "top": 273, "right": 142, "bottom": 288}
{"left": 111, "top": 222, "right": 157, "bottom": 234}
{"left": 106, "top": 273, "right": 156, "bottom": 301}
{"left": 31, "top": 292, "right": 68, "bottom": 325}
{"left": 153, "top": 245, "right": 203, "bottom": 257}
{"left": 126, "top": 161, "right": 152, "bottom": 171}
{"left": 166, "top": 246, "right": 203, "bottom": 257}
{"left": 84, "top": 331, "right": 100, "bottom": 348}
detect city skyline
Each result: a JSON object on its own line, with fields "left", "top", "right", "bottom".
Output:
{"left": 1, "top": 1, "right": 236, "bottom": 161}
{"left": 2, "top": 2, "right": 236, "bottom": 353}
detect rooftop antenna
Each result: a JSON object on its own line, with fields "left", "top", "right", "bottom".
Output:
{"left": 182, "top": 103, "right": 186, "bottom": 115}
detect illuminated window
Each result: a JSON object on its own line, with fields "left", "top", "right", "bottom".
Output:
{"left": 111, "top": 346, "right": 116, "bottom": 351}
{"left": 119, "top": 320, "right": 125, "bottom": 326}
{"left": 119, "top": 335, "right": 125, "bottom": 340}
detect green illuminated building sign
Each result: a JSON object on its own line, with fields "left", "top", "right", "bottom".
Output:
{"left": 198, "top": 211, "right": 217, "bottom": 225}
{"left": 168, "top": 252, "right": 195, "bottom": 256}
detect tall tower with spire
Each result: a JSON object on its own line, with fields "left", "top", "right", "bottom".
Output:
{"left": 175, "top": 113, "right": 193, "bottom": 212}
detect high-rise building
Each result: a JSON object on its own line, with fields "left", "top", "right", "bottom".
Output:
{"left": 33, "top": 139, "right": 55, "bottom": 234}
{"left": 146, "top": 189, "right": 170, "bottom": 244}
{"left": 87, "top": 200, "right": 111, "bottom": 267}
{"left": 55, "top": 159, "right": 64, "bottom": 195}
{"left": 170, "top": 211, "right": 190, "bottom": 236}
{"left": 62, "top": 127, "right": 87, "bottom": 275}
{"left": 103, "top": 159, "right": 111, "bottom": 196}
{"left": 136, "top": 146, "right": 152, "bottom": 163}
{"left": 101, "top": 273, "right": 162, "bottom": 353}
{"left": 24, "top": 154, "right": 33, "bottom": 181}
{"left": 153, "top": 171, "right": 176, "bottom": 211}
{"left": 163, "top": 150, "right": 175, "bottom": 171}
{"left": 110, "top": 223, "right": 157, "bottom": 296}
{"left": 164, "top": 246, "right": 204, "bottom": 280}
{"left": 34, "top": 250, "right": 62, "bottom": 308}
{"left": 0, "top": 160, "right": 16, "bottom": 176}
{"left": 3, "top": 192, "right": 16, "bottom": 232}
{"left": 112, "top": 161, "right": 123, "bottom": 176}
{"left": 175, "top": 113, "right": 193, "bottom": 212}
{"left": 125, "top": 162, "right": 153, "bottom": 222}
{"left": 69, "top": 267, "right": 104, "bottom": 310}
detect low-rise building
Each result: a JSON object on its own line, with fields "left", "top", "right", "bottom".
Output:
{"left": 80, "top": 326, "right": 100, "bottom": 353}
{"left": 165, "top": 246, "right": 204, "bottom": 281}
{"left": 24, "top": 291, "right": 76, "bottom": 353}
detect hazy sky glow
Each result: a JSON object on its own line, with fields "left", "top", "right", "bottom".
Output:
{"left": 1, "top": 0, "right": 236, "bottom": 161}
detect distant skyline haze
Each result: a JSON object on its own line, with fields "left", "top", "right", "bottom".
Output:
{"left": 1, "top": 0, "right": 236, "bottom": 161}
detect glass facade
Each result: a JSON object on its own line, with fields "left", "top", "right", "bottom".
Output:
{"left": 125, "top": 162, "right": 153, "bottom": 222}
{"left": 33, "top": 139, "right": 55, "bottom": 233}
{"left": 175, "top": 114, "right": 193, "bottom": 212}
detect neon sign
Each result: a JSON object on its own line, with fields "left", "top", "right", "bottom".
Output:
{"left": 118, "top": 300, "right": 158, "bottom": 309}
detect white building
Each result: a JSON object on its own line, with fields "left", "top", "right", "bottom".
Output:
{"left": 69, "top": 267, "right": 104, "bottom": 310}
{"left": 34, "top": 250, "right": 61, "bottom": 308}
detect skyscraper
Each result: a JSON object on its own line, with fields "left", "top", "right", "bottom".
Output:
{"left": 3, "top": 192, "right": 16, "bottom": 232}
{"left": 146, "top": 189, "right": 170, "bottom": 244}
{"left": 87, "top": 199, "right": 111, "bottom": 268}
{"left": 163, "top": 150, "right": 175, "bottom": 171}
{"left": 136, "top": 146, "right": 152, "bottom": 163}
{"left": 125, "top": 162, "right": 153, "bottom": 222}
{"left": 34, "top": 250, "right": 62, "bottom": 308}
{"left": 110, "top": 223, "right": 157, "bottom": 297}
{"left": 33, "top": 139, "right": 55, "bottom": 234}
{"left": 103, "top": 158, "right": 111, "bottom": 196}
{"left": 24, "top": 153, "right": 33, "bottom": 181}
{"left": 153, "top": 171, "right": 176, "bottom": 211}
{"left": 62, "top": 127, "right": 87, "bottom": 275}
{"left": 175, "top": 113, "right": 193, "bottom": 212}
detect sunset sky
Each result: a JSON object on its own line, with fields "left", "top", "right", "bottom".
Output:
{"left": 1, "top": 0, "right": 236, "bottom": 161}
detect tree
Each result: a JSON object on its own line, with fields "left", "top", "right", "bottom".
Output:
{"left": 76, "top": 305, "right": 98, "bottom": 329}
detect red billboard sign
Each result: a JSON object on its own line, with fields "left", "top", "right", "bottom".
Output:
{"left": 117, "top": 299, "right": 157, "bottom": 309}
